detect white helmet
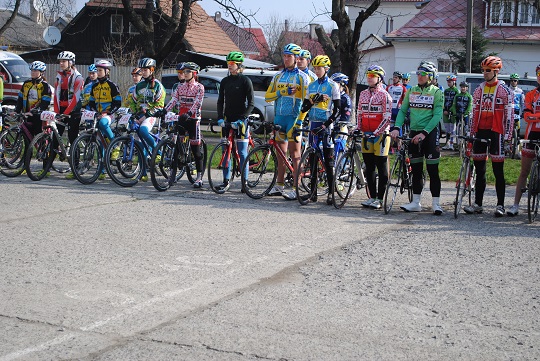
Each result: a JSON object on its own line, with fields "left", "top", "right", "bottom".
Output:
{"left": 29, "top": 61, "right": 47, "bottom": 72}
{"left": 57, "top": 51, "right": 76, "bottom": 62}
{"left": 95, "top": 59, "right": 113, "bottom": 69}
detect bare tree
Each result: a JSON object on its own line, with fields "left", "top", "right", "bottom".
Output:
{"left": 0, "top": 0, "right": 21, "bottom": 38}
{"left": 103, "top": 35, "right": 143, "bottom": 94}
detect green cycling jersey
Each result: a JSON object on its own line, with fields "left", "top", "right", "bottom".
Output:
{"left": 395, "top": 84, "right": 444, "bottom": 134}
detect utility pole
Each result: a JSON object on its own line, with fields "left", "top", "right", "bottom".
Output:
{"left": 465, "top": 0, "right": 474, "bottom": 72}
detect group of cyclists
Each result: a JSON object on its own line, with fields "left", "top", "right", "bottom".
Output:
{"left": 2, "top": 45, "right": 540, "bottom": 219}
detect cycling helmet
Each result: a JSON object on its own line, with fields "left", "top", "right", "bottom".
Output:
{"left": 330, "top": 72, "right": 349, "bottom": 85}
{"left": 175, "top": 63, "right": 184, "bottom": 71}
{"left": 57, "top": 51, "right": 76, "bottom": 62}
{"left": 226, "top": 51, "right": 244, "bottom": 63}
{"left": 137, "top": 57, "right": 157, "bottom": 69}
{"left": 312, "top": 55, "right": 331, "bottom": 67}
{"left": 88, "top": 64, "right": 97, "bottom": 72}
{"left": 510, "top": 73, "right": 520, "bottom": 80}
{"left": 182, "top": 62, "right": 200, "bottom": 72}
{"left": 402, "top": 72, "right": 411, "bottom": 80}
{"left": 417, "top": 61, "right": 438, "bottom": 78}
{"left": 481, "top": 56, "right": 502, "bottom": 70}
{"left": 459, "top": 81, "right": 469, "bottom": 88}
{"left": 131, "top": 67, "right": 142, "bottom": 75}
{"left": 29, "top": 61, "right": 46, "bottom": 72}
{"left": 393, "top": 71, "right": 403, "bottom": 78}
{"left": 537, "top": 64, "right": 540, "bottom": 73}
{"left": 366, "top": 64, "right": 385, "bottom": 81}
{"left": 446, "top": 74, "right": 457, "bottom": 81}
{"left": 299, "top": 50, "right": 311, "bottom": 59}
{"left": 95, "top": 60, "right": 112, "bottom": 69}
{"left": 283, "top": 43, "right": 301, "bottom": 56}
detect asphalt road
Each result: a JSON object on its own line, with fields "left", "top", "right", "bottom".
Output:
{"left": 0, "top": 174, "right": 539, "bottom": 360}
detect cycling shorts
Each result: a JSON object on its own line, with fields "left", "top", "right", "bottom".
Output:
{"left": 522, "top": 131, "right": 540, "bottom": 159}
{"left": 309, "top": 121, "right": 333, "bottom": 149}
{"left": 409, "top": 129, "right": 440, "bottom": 164}
{"left": 472, "top": 129, "right": 505, "bottom": 163}
{"left": 362, "top": 133, "right": 390, "bottom": 156}
{"left": 178, "top": 117, "right": 202, "bottom": 145}
{"left": 274, "top": 114, "right": 297, "bottom": 142}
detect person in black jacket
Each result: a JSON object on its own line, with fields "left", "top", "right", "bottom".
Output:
{"left": 216, "top": 51, "right": 255, "bottom": 191}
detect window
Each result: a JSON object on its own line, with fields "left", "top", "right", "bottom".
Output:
{"left": 199, "top": 77, "right": 219, "bottom": 95}
{"left": 490, "top": 1, "right": 514, "bottom": 25}
{"left": 111, "top": 14, "right": 123, "bottom": 34}
{"left": 129, "top": 22, "right": 139, "bottom": 34}
{"left": 518, "top": 1, "right": 540, "bottom": 25}
{"left": 437, "top": 59, "right": 453, "bottom": 73}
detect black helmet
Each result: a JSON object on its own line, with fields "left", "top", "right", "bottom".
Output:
{"left": 138, "top": 58, "right": 156, "bottom": 69}
{"left": 182, "top": 62, "right": 200, "bottom": 72}
{"left": 459, "top": 81, "right": 469, "bottom": 88}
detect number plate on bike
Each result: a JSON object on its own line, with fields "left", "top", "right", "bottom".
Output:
{"left": 40, "top": 111, "right": 56, "bottom": 124}
{"left": 81, "top": 110, "right": 96, "bottom": 122}
{"left": 118, "top": 114, "right": 131, "bottom": 125}
{"left": 165, "top": 112, "right": 178, "bottom": 123}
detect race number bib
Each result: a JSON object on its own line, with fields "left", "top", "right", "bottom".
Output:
{"left": 165, "top": 112, "right": 178, "bottom": 123}
{"left": 118, "top": 114, "right": 131, "bottom": 125}
{"left": 40, "top": 111, "right": 56, "bottom": 124}
{"left": 81, "top": 110, "right": 96, "bottom": 122}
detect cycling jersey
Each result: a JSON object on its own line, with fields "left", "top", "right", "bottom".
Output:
{"left": 443, "top": 85, "right": 459, "bottom": 111}
{"left": 510, "top": 86, "right": 525, "bottom": 117}
{"left": 265, "top": 67, "right": 309, "bottom": 117}
{"left": 523, "top": 86, "right": 540, "bottom": 139}
{"left": 357, "top": 83, "right": 393, "bottom": 135}
{"left": 395, "top": 84, "right": 444, "bottom": 134}
{"left": 128, "top": 77, "right": 165, "bottom": 116}
{"left": 451, "top": 92, "right": 473, "bottom": 117}
{"left": 471, "top": 80, "right": 513, "bottom": 138}
{"left": 337, "top": 91, "right": 352, "bottom": 124}
{"left": 300, "top": 68, "right": 316, "bottom": 83}
{"left": 165, "top": 78, "right": 204, "bottom": 119}
{"left": 81, "top": 81, "right": 96, "bottom": 109}
{"left": 306, "top": 76, "right": 340, "bottom": 122}
{"left": 54, "top": 69, "right": 84, "bottom": 115}
{"left": 387, "top": 83, "right": 407, "bottom": 111}
{"left": 88, "top": 78, "right": 122, "bottom": 113}
{"left": 15, "top": 78, "right": 52, "bottom": 113}
{"left": 217, "top": 73, "right": 254, "bottom": 120}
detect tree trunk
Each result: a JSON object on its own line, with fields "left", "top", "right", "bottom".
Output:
{"left": 0, "top": 0, "right": 22, "bottom": 39}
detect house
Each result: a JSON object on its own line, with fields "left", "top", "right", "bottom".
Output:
{"left": 244, "top": 27, "right": 269, "bottom": 60}
{"left": 279, "top": 22, "right": 325, "bottom": 57}
{"left": 347, "top": 0, "right": 540, "bottom": 84}
{"left": 0, "top": 11, "right": 48, "bottom": 52}
{"left": 213, "top": 12, "right": 259, "bottom": 58}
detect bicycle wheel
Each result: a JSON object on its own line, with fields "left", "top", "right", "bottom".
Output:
{"left": 186, "top": 139, "right": 207, "bottom": 184}
{"left": 454, "top": 158, "right": 470, "bottom": 219}
{"left": 527, "top": 163, "right": 539, "bottom": 223}
{"left": 332, "top": 151, "right": 356, "bottom": 209}
{"left": 0, "top": 128, "right": 28, "bottom": 177}
{"left": 105, "top": 136, "right": 144, "bottom": 187}
{"left": 208, "top": 141, "right": 236, "bottom": 194}
{"left": 241, "top": 144, "right": 277, "bottom": 199}
{"left": 71, "top": 133, "right": 103, "bottom": 184}
{"left": 510, "top": 128, "right": 519, "bottom": 159}
{"left": 296, "top": 148, "right": 318, "bottom": 205}
{"left": 384, "top": 155, "right": 403, "bottom": 214}
{"left": 25, "top": 132, "right": 54, "bottom": 181}
{"left": 150, "top": 138, "right": 176, "bottom": 192}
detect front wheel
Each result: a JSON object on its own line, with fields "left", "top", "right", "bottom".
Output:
{"left": 208, "top": 141, "right": 236, "bottom": 194}
{"left": 105, "top": 136, "right": 144, "bottom": 187}
{"left": 296, "top": 148, "right": 325, "bottom": 205}
{"left": 332, "top": 151, "right": 356, "bottom": 209}
{"left": 25, "top": 132, "right": 53, "bottom": 181}
{"left": 454, "top": 158, "right": 471, "bottom": 219}
{"left": 71, "top": 133, "right": 103, "bottom": 185}
{"left": 241, "top": 144, "right": 277, "bottom": 199}
{"left": 150, "top": 138, "right": 176, "bottom": 192}
{"left": 527, "top": 162, "right": 539, "bottom": 223}
{"left": 0, "top": 128, "right": 28, "bottom": 177}
{"left": 384, "top": 156, "right": 403, "bottom": 214}
{"left": 185, "top": 139, "right": 207, "bottom": 184}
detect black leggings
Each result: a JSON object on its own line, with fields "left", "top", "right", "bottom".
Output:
{"left": 363, "top": 153, "right": 388, "bottom": 200}
{"left": 190, "top": 143, "right": 204, "bottom": 173}
{"left": 473, "top": 160, "right": 505, "bottom": 206}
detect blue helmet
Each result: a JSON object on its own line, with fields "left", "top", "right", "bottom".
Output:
{"left": 283, "top": 43, "right": 301, "bottom": 56}
{"left": 402, "top": 72, "right": 411, "bottom": 80}
{"left": 330, "top": 72, "right": 349, "bottom": 85}
{"left": 88, "top": 64, "right": 97, "bottom": 73}
{"left": 29, "top": 61, "right": 46, "bottom": 72}
{"left": 299, "top": 50, "right": 311, "bottom": 60}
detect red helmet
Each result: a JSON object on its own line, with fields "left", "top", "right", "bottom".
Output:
{"left": 481, "top": 56, "right": 503, "bottom": 70}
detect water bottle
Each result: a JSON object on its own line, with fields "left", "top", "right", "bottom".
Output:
{"left": 405, "top": 157, "right": 412, "bottom": 173}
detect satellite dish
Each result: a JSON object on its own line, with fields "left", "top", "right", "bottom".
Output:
{"left": 43, "top": 26, "right": 61, "bottom": 46}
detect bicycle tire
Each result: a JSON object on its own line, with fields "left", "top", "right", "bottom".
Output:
{"left": 71, "top": 133, "right": 103, "bottom": 185}
{"left": 454, "top": 158, "right": 470, "bottom": 219}
{"left": 208, "top": 141, "right": 235, "bottom": 194}
{"left": 384, "top": 155, "right": 403, "bottom": 214}
{"left": 25, "top": 132, "right": 54, "bottom": 181}
{"left": 510, "top": 128, "right": 519, "bottom": 159}
{"left": 528, "top": 162, "right": 539, "bottom": 223}
{"left": 332, "top": 151, "right": 356, "bottom": 209}
{"left": 105, "top": 136, "right": 144, "bottom": 187}
{"left": 241, "top": 144, "right": 277, "bottom": 199}
{"left": 296, "top": 148, "right": 319, "bottom": 205}
{"left": 0, "top": 128, "right": 28, "bottom": 177}
{"left": 186, "top": 139, "right": 207, "bottom": 184}
{"left": 150, "top": 138, "right": 176, "bottom": 192}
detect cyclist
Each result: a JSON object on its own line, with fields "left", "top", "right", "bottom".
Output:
{"left": 297, "top": 50, "right": 316, "bottom": 83}
{"left": 387, "top": 71, "right": 407, "bottom": 130}
{"left": 330, "top": 72, "right": 352, "bottom": 125}
{"left": 216, "top": 51, "right": 255, "bottom": 191}
{"left": 295, "top": 55, "right": 340, "bottom": 204}
{"left": 402, "top": 72, "right": 412, "bottom": 89}
{"left": 264, "top": 43, "right": 309, "bottom": 199}
{"left": 123, "top": 67, "right": 141, "bottom": 107}
{"left": 357, "top": 65, "right": 392, "bottom": 210}
{"left": 509, "top": 73, "right": 525, "bottom": 121}
{"left": 164, "top": 61, "right": 205, "bottom": 188}
{"left": 442, "top": 74, "right": 459, "bottom": 150}
{"left": 14, "top": 61, "right": 52, "bottom": 137}
{"left": 464, "top": 56, "right": 514, "bottom": 217}
{"left": 451, "top": 81, "right": 473, "bottom": 135}
{"left": 54, "top": 51, "right": 84, "bottom": 180}
{"left": 508, "top": 65, "right": 540, "bottom": 216}
{"left": 81, "top": 64, "right": 98, "bottom": 109}
{"left": 126, "top": 57, "right": 166, "bottom": 182}
{"left": 390, "top": 61, "right": 444, "bottom": 215}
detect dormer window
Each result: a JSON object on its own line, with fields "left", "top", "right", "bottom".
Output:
{"left": 490, "top": 0, "right": 514, "bottom": 25}
{"left": 490, "top": 0, "right": 540, "bottom": 26}
{"left": 518, "top": 2, "right": 540, "bottom": 25}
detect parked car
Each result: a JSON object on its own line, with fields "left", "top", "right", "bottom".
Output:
{"left": 0, "top": 51, "right": 31, "bottom": 105}
{"left": 162, "top": 67, "right": 278, "bottom": 131}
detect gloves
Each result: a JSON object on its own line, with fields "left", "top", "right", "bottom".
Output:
{"left": 311, "top": 93, "right": 324, "bottom": 103}
{"left": 231, "top": 120, "right": 244, "bottom": 129}
{"left": 287, "top": 85, "right": 294, "bottom": 95}
{"left": 217, "top": 118, "right": 225, "bottom": 127}
{"left": 179, "top": 113, "right": 189, "bottom": 122}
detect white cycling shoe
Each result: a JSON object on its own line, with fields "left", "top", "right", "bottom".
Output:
{"left": 400, "top": 194, "right": 422, "bottom": 212}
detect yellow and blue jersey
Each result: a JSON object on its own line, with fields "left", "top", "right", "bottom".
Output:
{"left": 306, "top": 76, "right": 340, "bottom": 122}
{"left": 265, "top": 68, "right": 309, "bottom": 118}
{"left": 88, "top": 78, "right": 122, "bottom": 113}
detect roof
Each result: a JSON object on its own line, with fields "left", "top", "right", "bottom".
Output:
{"left": 385, "top": 0, "right": 540, "bottom": 42}
{"left": 214, "top": 17, "right": 259, "bottom": 54}
{"left": 0, "top": 11, "right": 48, "bottom": 49}
{"left": 280, "top": 30, "right": 324, "bottom": 56}
{"left": 84, "top": 0, "right": 239, "bottom": 55}
{"left": 187, "top": 51, "right": 275, "bottom": 69}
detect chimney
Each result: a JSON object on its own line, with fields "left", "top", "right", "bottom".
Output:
{"left": 284, "top": 19, "right": 289, "bottom": 32}
{"left": 214, "top": 11, "right": 221, "bottom": 22}
{"left": 309, "top": 23, "right": 317, "bottom": 39}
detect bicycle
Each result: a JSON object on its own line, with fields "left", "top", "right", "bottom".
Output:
{"left": 241, "top": 122, "right": 296, "bottom": 199}
{"left": 0, "top": 111, "right": 36, "bottom": 177}
{"left": 207, "top": 116, "right": 264, "bottom": 194}
{"left": 331, "top": 129, "right": 372, "bottom": 209}
{"left": 522, "top": 139, "right": 540, "bottom": 223}
{"left": 149, "top": 112, "right": 207, "bottom": 192}
{"left": 454, "top": 113, "right": 470, "bottom": 156}
{"left": 453, "top": 136, "right": 490, "bottom": 218}
{"left": 504, "top": 113, "right": 521, "bottom": 159}
{"left": 24, "top": 110, "right": 72, "bottom": 181}
{"left": 69, "top": 108, "right": 126, "bottom": 184}
{"left": 383, "top": 136, "right": 414, "bottom": 214}
{"left": 104, "top": 112, "right": 164, "bottom": 187}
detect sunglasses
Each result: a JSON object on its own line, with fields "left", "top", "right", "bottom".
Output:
{"left": 537, "top": 71, "right": 540, "bottom": 77}
{"left": 416, "top": 71, "right": 430, "bottom": 76}
{"left": 176, "top": 70, "right": 184, "bottom": 74}
{"left": 227, "top": 61, "right": 239, "bottom": 66}
{"left": 366, "top": 72, "right": 379, "bottom": 78}
{"left": 184, "top": 69, "right": 193, "bottom": 73}
{"left": 510, "top": 79, "right": 518, "bottom": 82}
{"left": 482, "top": 69, "right": 493, "bottom": 73}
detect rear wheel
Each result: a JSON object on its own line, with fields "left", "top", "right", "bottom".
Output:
{"left": 527, "top": 162, "right": 539, "bottom": 223}
{"left": 454, "top": 158, "right": 470, "bottom": 219}
{"left": 208, "top": 141, "right": 235, "bottom": 194}
{"left": 150, "top": 138, "right": 176, "bottom": 192}
{"left": 25, "top": 132, "right": 53, "bottom": 181}
{"left": 332, "top": 151, "right": 356, "bottom": 209}
{"left": 105, "top": 136, "right": 144, "bottom": 187}
{"left": 241, "top": 144, "right": 277, "bottom": 199}
{"left": 0, "top": 128, "right": 28, "bottom": 177}
{"left": 71, "top": 133, "right": 103, "bottom": 185}
{"left": 384, "top": 156, "right": 403, "bottom": 214}
{"left": 186, "top": 139, "right": 207, "bottom": 184}
{"left": 296, "top": 148, "right": 325, "bottom": 205}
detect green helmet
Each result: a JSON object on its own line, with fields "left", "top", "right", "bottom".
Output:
{"left": 226, "top": 51, "right": 244, "bottom": 63}
{"left": 510, "top": 73, "right": 520, "bottom": 80}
